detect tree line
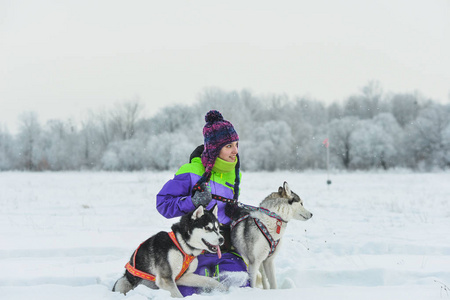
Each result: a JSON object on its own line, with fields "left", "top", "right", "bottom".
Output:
{"left": 1, "top": 82, "right": 449, "bottom": 172}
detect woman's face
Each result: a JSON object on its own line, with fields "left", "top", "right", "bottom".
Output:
{"left": 219, "top": 141, "right": 239, "bottom": 162}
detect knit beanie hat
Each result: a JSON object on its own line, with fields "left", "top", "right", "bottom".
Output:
{"left": 193, "top": 110, "right": 241, "bottom": 200}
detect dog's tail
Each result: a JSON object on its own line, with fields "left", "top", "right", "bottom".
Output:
{"left": 112, "top": 275, "right": 133, "bottom": 294}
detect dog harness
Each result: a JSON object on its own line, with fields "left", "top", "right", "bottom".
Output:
{"left": 125, "top": 231, "right": 196, "bottom": 281}
{"left": 211, "top": 193, "right": 287, "bottom": 257}
{"left": 230, "top": 214, "right": 281, "bottom": 257}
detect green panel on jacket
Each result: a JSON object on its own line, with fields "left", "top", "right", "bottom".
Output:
{"left": 176, "top": 157, "right": 241, "bottom": 194}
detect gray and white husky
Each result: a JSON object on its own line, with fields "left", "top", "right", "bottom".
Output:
{"left": 113, "top": 205, "right": 226, "bottom": 298}
{"left": 230, "top": 182, "right": 313, "bottom": 289}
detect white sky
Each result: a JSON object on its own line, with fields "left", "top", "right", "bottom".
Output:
{"left": 1, "top": 0, "right": 449, "bottom": 133}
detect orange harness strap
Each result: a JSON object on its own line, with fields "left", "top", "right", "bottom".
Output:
{"left": 125, "top": 231, "right": 196, "bottom": 282}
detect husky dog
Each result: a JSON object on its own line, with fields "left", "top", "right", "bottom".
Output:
{"left": 230, "top": 182, "right": 312, "bottom": 289}
{"left": 113, "top": 205, "right": 226, "bottom": 298}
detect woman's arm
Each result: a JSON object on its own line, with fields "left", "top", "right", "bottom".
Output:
{"left": 156, "top": 173, "right": 197, "bottom": 218}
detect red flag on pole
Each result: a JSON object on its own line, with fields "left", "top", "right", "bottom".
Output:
{"left": 323, "top": 138, "right": 329, "bottom": 148}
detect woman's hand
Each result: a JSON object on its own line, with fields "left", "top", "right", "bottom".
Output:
{"left": 191, "top": 182, "right": 212, "bottom": 208}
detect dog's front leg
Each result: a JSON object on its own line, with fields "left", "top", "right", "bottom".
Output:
{"left": 262, "top": 257, "right": 277, "bottom": 289}
{"left": 156, "top": 276, "right": 183, "bottom": 298}
{"left": 247, "top": 262, "right": 262, "bottom": 288}
{"left": 259, "top": 265, "right": 269, "bottom": 289}
{"left": 176, "top": 273, "right": 227, "bottom": 292}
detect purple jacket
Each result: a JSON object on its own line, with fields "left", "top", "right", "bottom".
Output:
{"left": 156, "top": 157, "right": 240, "bottom": 225}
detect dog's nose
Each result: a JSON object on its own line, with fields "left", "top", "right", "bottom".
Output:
{"left": 219, "top": 237, "right": 224, "bottom": 245}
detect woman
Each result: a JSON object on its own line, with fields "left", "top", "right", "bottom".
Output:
{"left": 156, "top": 110, "right": 248, "bottom": 296}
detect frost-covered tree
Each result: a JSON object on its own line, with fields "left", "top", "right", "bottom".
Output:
{"left": 287, "top": 98, "right": 328, "bottom": 169}
{"left": 290, "top": 122, "right": 319, "bottom": 170}
{"left": 16, "top": 112, "right": 42, "bottom": 170}
{"left": 388, "top": 93, "right": 422, "bottom": 128}
{"left": 219, "top": 89, "right": 263, "bottom": 139}
{"left": 195, "top": 88, "right": 263, "bottom": 142}
{"left": 196, "top": 88, "right": 246, "bottom": 124}
{"left": 101, "top": 139, "right": 149, "bottom": 171}
{"left": 93, "top": 108, "right": 115, "bottom": 148}
{"left": 404, "top": 104, "right": 450, "bottom": 170}
{"left": 349, "top": 115, "right": 400, "bottom": 169}
{"left": 40, "top": 120, "right": 81, "bottom": 170}
{"left": 79, "top": 117, "right": 105, "bottom": 169}
{"left": 442, "top": 122, "right": 450, "bottom": 167}
{"left": 148, "top": 105, "right": 198, "bottom": 137}
{"left": 0, "top": 126, "right": 16, "bottom": 170}
{"left": 146, "top": 132, "right": 195, "bottom": 170}
{"left": 328, "top": 116, "right": 358, "bottom": 169}
{"left": 343, "top": 81, "right": 386, "bottom": 119}
{"left": 242, "top": 120, "right": 293, "bottom": 171}
{"left": 372, "top": 113, "right": 404, "bottom": 167}
{"left": 109, "top": 100, "right": 145, "bottom": 140}
{"left": 327, "top": 102, "right": 344, "bottom": 121}
{"left": 3, "top": 86, "right": 449, "bottom": 171}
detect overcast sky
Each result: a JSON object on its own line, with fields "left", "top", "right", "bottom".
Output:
{"left": 1, "top": 0, "right": 449, "bottom": 133}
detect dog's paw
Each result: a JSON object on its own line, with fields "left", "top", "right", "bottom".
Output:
{"left": 200, "top": 281, "right": 228, "bottom": 294}
{"left": 220, "top": 271, "right": 249, "bottom": 289}
{"left": 216, "top": 282, "right": 228, "bottom": 292}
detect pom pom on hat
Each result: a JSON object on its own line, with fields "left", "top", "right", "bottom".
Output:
{"left": 205, "top": 110, "right": 224, "bottom": 123}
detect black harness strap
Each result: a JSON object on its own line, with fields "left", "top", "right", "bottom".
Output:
{"left": 209, "top": 193, "right": 286, "bottom": 257}
{"left": 212, "top": 194, "right": 239, "bottom": 205}
{"left": 230, "top": 214, "right": 280, "bottom": 257}
{"left": 254, "top": 218, "right": 280, "bottom": 256}
{"left": 212, "top": 194, "right": 288, "bottom": 223}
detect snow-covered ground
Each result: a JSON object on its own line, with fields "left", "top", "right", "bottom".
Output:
{"left": 1, "top": 171, "right": 449, "bottom": 300}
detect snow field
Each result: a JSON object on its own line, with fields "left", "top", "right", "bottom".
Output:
{"left": 0, "top": 171, "right": 449, "bottom": 299}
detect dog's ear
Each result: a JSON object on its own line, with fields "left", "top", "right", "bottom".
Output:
{"left": 283, "top": 181, "right": 292, "bottom": 198}
{"left": 279, "top": 181, "right": 292, "bottom": 198}
{"left": 210, "top": 204, "right": 218, "bottom": 218}
{"left": 192, "top": 205, "right": 204, "bottom": 220}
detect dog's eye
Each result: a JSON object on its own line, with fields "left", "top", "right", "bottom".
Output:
{"left": 204, "top": 226, "right": 213, "bottom": 232}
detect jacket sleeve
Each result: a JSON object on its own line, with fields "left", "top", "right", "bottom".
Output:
{"left": 156, "top": 172, "right": 197, "bottom": 219}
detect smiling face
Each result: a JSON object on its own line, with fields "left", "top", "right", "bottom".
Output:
{"left": 218, "top": 141, "right": 239, "bottom": 162}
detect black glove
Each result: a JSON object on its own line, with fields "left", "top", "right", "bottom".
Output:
{"left": 191, "top": 182, "right": 212, "bottom": 208}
